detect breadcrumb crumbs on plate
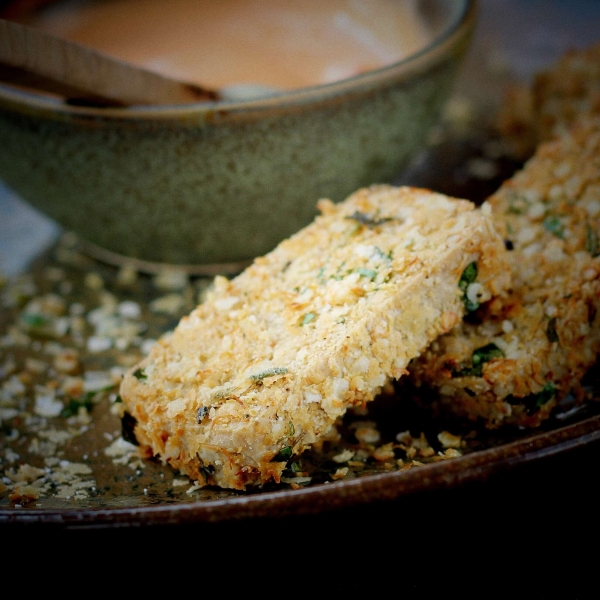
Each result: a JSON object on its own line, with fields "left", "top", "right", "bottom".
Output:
{"left": 333, "top": 449, "right": 355, "bottom": 463}
{"left": 331, "top": 467, "right": 349, "bottom": 480}
{"left": 438, "top": 431, "right": 463, "bottom": 449}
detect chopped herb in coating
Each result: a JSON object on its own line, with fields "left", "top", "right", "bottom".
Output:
{"left": 506, "top": 191, "right": 530, "bottom": 214}
{"left": 331, "top": 264, "right": 352, "bottom": 281}
{"left": 248, "top": 367, "right": 289, "bottom": 381}
{"left": 586, "top": 223, "right": 600, "bottom": 257}
{"left": 356, "top": 267, "right": 377, "bottom": 280}
{"left": 458, "top": 261, "right": 479, "bottom": 312}
{"left": 211, "top": 388, "right": 234, "bottom": 400}
{"left": 283, "top": 460, "right": 305, "bottom": 477}
{"left": 271, "top": 445, "right": 293, "bottom": 462}
{"left": 458, "top": 262, "right": 478, "bottom": 290}
{"left": 300, "top": 312, "right": 316, "bottom": 326}
{"left": 345, "top": 211, "right": 394, "bottom": 228}
{"left": 507, "top": 382, "right": 556, "bottom": 415}
{"left": 453, "top": 343, "right": 504, "bottom": 377}
{"left": 373, "top": 246, "right": 393, "bottom": 261}
{"left": 546, "top": 317, "right": 559, "bottom": 343}
{"left": 543, "top": 215, "right": 565, "bottom": 238}
{"left": 20, "top": 313, "right": 49, "bottom": 328}
{"left": 133, "top": 367, "right": 147, "bottom": 380}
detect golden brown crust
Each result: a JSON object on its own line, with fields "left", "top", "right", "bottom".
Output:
{"left": 409, "top": 117, "right": 600, "bottom": 428}
{"left": 119, "top": 184, "right": 510, "bottom": 489}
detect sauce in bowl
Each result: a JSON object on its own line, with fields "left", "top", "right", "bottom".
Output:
{"left": 18, "top": 0, "right": 435, "bottom": 93}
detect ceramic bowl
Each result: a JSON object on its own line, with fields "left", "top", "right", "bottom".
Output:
{"left": 0, "top": 0, "right": 477, "bottom": 273}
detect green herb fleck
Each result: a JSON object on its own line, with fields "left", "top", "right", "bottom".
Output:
{"left": 373, "top": 246, "right": 393, "bottom": 261}
{"left": 356, "top": 267, "right": 377, "bottom": 280}
{"left": 543, "top": 215, "right": 565, "bottom": 238}
{"left": 271, "top": 445, "right": 293, "bottom": 462}
{"left": 60, "top": 384, "right": 115, "bottom": 418}
{"left": 288, "top": 421, "right": 295, "bottom": 436}
{"left": 345, "top": 211, "right": 394, "bottom": 228}
{"left": 133, "top": 367, "right": 147, "bottom": 381}
{"left": 290, "top": 461, "right": 303, "bottom": 473}
{"left": 329, "top": 261, "right": 348, "bottom": 281}
{"left": 458, "top": 262, "right": 479, "bottom": 312}
{"left": 506, "top": 191, "right": 530, "bottom": 215}
{"left": 507, "top": 382, "right": 556, "bottom": 415}
{"left": 211, "top": 387, "right": 234, "bottom": 400}
{"left": 300, "top": 312, "right": 316, "bottom": 326}
{"left": 61, "top": 396, "right": 94, "bottom": 418}
{"left": 453, "top": 343, "right": 504, "bottom": 377}
{"left": 586, "top": 223, "right": 600, "bottom": 257}
{"left": 459, "top": 262, "right": 478, "bottom": 290}
{"left": 113, "top": 394, "right": 123, "bottom": 404}
{"left": 546, "top": 317, "right": 559, "bottom": 343}
{"left": 20, "top": 313, "right": 49, "bottom": 328}
{"left": 248, "top": 367, "right": 288, "bottom": 381}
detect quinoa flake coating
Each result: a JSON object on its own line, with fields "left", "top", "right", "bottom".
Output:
{"left": 119, "top": 184, "right": 510, "bottom": 490}
{"left": 495, "top": 41, "right": 600, "bottom": 162}
{"left": 409, "top": 117, "right": 600, "bottom": 429}
{"left": 533, "top": 41, "right": 600, "bottom": 142}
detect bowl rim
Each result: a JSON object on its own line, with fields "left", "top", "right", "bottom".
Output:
{"left": 0, "top": 0, "right": 478, "bottom": 119}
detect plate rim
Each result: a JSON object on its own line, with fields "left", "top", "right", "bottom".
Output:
{"left": 3, "top": 408, "right": 600, "bottom": 529}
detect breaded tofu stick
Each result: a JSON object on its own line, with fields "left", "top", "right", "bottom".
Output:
{"left": 409, "top": 117, "right": 600, "bottom": 429}
{"left": 119, "top": 184, "right": 510, "bottom": 490}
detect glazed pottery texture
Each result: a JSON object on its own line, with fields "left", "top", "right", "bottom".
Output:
{"left": 0, "top": 1, "right": 476, "bottom": 269}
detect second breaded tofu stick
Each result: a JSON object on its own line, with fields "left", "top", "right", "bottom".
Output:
{"left": 409, "top": 117, "right": 600, "bottom": 429}
{"left": 495, "top": 41, "right": 600, "bottom": 160}
{"left": 118, "top": 184, "right": 510, "bottom": 490}
{"left": 533, "top": 41, "right": 600, "bottom": 141}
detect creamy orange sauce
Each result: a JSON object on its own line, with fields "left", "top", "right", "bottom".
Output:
{"left": 21, "top": 0, "right": 434, "bottom": 91}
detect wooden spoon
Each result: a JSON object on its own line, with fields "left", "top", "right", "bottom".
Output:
{"left": 0, "top": 18, "right": 221, "bottom": 106}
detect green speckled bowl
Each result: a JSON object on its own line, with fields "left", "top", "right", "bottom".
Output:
{"left": 0, "top": 0, "right": 477, "bottom": 273}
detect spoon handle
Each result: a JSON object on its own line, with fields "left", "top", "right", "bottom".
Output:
{"left": 0, "top": 18, "right": 220, "bottom": 106}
